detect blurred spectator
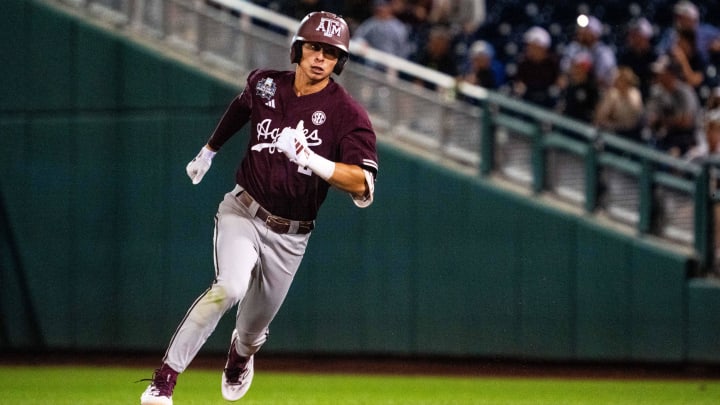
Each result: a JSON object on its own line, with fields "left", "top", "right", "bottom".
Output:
{"left": 687, "top": 87, "right": 720, "bottom": 161}
{"left": 461, "top": 40, "right": 504, "bottom": 89}
{"left": 705, "top": 86, "right": 720, "bottom": 111}
{"left": 426, "top": 0, "right": 452, "bottom": 26}
{"left": 560, "top": 15, "right": 618, "bottom": 90}
{"left": 703, "top": 109, "right": 720, "bottom": 157}
{"left": 426, "top": 0, "right": 484, "bottom": 35}
{"left": 427, "top": 0, "right": 482, "bottom": 28}
{"left": 594, "top": 67, "right": 645, "bottom": 143}
{"left": 278, "top": 0, "right": 328, "bottom": 21}
{"left": 557, "top": 51, "right": 600, "bottom": 124}
{"left": 451, "top": 0, "right": 485, "bottom": 34}
{"left": 644, "top": 55, "right": 701, "bottom": 156}
{"left": 393, "top": 0, "right": 433, "bottom": 61}
{"left": 340, "top": 0, "right": 374, "bottom": 32}
{"left": 669, "top": 28, "right": 707, "bottom": 95}
{"left": 617, "top": 17, "right": 658, "bottom": 101}
{"left": 414, "top": 26, "right": 459, "bottom": 77}
{"left": 352, "top": 0, "right": 412, "bottom": 59}
{"left": 445, "top": 0, "right": 486, "bottom": 74}
{"left": 686, "top": 108, "right": 720, "bottom": 161}
{"left": 512, "top": 26, "right": 561, "bottom": 109}
{"left": 394, "top": 0, "right": 432, "bottom": 26}
{"left": 657, "top": 1, "right": 720, "bottom": 64}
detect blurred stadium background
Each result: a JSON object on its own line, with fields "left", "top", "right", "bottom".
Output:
{"left": 1, "top": 0, "right": 720, "bottom": 369}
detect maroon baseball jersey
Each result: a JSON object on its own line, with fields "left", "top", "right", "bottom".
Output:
{"left": 206, "top": 69, "right": 378, "bottom": 221}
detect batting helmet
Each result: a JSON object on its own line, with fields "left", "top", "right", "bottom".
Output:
{"left": 290, "top": 11, "right": 350, "bottom": 75}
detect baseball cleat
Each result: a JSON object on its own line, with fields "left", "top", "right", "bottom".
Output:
{"left": 140, "top": 367, "right": 176, "bottom": 405}
{"left": 222, "top": 329, "right": 255, "bottom": 401}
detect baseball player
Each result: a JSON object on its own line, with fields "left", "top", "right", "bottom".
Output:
{"left": 140, "top": 11, "right": 378, "bottom": 405}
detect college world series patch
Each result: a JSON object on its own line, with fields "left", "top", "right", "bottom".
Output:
{"left": 256, "top": 77, "right": 277, "bottom": 100}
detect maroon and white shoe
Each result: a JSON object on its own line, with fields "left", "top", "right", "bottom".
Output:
{"left": 221, "top": 329, "right": 254, "bottom": 401}
{"left": 140, "top": 366, "right": 177, "bottom": 405}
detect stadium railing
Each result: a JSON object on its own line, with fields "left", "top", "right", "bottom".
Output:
{"left": 49, "top": 0, "right": 720, "bottom": 275}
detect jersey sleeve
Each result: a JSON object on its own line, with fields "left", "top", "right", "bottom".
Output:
{"left": 206, "top": 70, "right": 258, "bottom": 151}
{"left": 337, "top": 99, "right": 379, "bottom": 178}
{"left": 340, "top": 128, "right": 378, "bottom": 177}
{"left": 336, "top": 98, "right": 379, "bottom": 208}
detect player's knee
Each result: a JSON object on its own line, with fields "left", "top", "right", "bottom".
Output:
{"left": 188, "top": 284, "right": 240, "bottom": 323}
{"left": 215, "top": 281, "right": 248, "bottom": 306}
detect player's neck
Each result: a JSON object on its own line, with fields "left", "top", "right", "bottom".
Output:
{"left": 293, "top": 71, "right": 330, "bottom": 97}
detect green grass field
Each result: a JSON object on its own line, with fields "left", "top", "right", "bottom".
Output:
{"left": 0, "top": 365, "right": 718, "bottom": 405}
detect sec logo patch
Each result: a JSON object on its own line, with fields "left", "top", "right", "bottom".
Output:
{"left": 312, "top": 111, "right": 326, "bottom": 126}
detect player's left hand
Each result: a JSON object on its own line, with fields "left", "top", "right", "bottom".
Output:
{"left": 276, "top": 120, "right": 312, "bottom": 167}
{"left": 186, "top": 145, "right": 216, "bottom": 184}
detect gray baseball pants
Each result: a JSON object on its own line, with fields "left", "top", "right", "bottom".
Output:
{"left": 163, "top": 185, "right": 310, "bottom": 372}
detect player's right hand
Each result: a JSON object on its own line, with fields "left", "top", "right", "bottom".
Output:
{"left": 276, "top": 120, "right": 311, "bottom": 167}
{"left": 275, "top": 125, "right": 299, "bottom": 162}
{"left": 186, "top": 145, "right": 216, "bottom": 185}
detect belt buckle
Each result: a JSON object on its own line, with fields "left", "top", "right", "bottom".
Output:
{"left": 265, "top": 215, "right": 290, "bottom": 234}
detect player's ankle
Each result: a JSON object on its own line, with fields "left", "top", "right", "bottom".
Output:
{"left": 159, "top": 363, "right": 179, "bottom": 382}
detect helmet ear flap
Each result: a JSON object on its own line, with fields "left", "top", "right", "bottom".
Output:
{"left": 333, "top": 53, "right": 348, "bottom": 75}
{"left": 290, "top": 41, "right": 303, "bottom": 64}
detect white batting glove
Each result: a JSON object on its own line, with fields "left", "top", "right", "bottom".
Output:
{"left": 275, "top": 124, "right": 300, "bottom": 163}
{"left": 276, "top": 120, "right": 310, "bottom": 165}
{"left": 186, "top": 145, "right": 216, "bottom": 185}
{"left": 276, "top": 120, "right": 335, "bottom": 180}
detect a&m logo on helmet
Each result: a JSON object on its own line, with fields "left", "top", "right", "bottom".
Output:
{"left": 316, "top": 17, "right": 344, "bottom": 38}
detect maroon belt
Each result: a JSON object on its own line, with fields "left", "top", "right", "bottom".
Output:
{"left": 235, "top": 190, "right": 314, "bottom": 235}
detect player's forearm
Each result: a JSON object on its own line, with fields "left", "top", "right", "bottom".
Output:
{"left": 207, "top": 96, "right": 250, "bottom": 151}
{"left": 326, "top": 163, "right": 368, "bottom": 196}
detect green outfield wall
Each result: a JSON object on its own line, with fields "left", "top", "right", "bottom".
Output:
{"left": 2, "top": 0, "right": 719, "bottom": 364}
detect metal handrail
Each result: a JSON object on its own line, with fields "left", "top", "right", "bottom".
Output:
{"left": 50, "top": 0, "right": 718, "bottom": 274}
